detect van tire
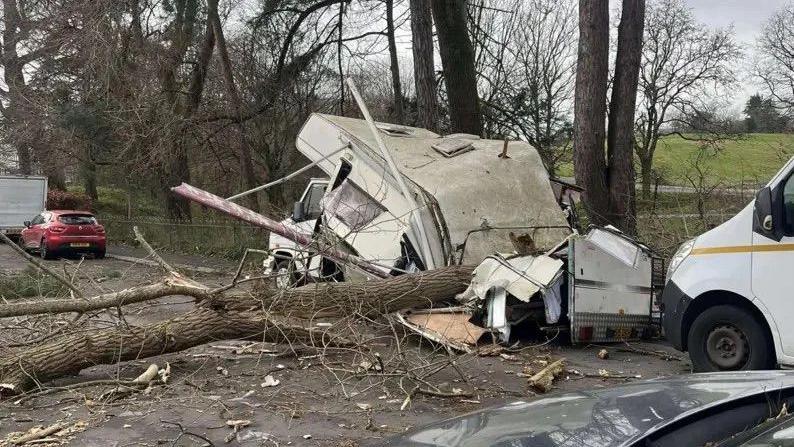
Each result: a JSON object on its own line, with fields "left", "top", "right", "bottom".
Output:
{"left": 688, "top": 305, "right": 773, "bottom": 372}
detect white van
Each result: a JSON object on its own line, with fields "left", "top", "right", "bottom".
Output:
{"left": 663, "top": 157, "right": 794, "bottom": 371}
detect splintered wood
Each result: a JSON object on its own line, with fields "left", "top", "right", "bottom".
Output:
{"left": 527, "top": 358, "right": 566, "bottom": 393}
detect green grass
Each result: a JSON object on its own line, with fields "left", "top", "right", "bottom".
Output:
{"left": 65, "top": 185, "right": 163, "bottom": 218}
{"left": 0, "top": 267, "right": 68, "bottom": 300}
{"left": 558, "top": 133, "right": 794, "bottom": 187}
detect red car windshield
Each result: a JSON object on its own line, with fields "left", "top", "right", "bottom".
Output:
{"left": 58, "top": 214, "right": 97, "bottom": 225}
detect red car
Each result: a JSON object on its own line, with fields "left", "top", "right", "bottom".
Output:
{"left": 21, "top": 210, "right": 106, "bottom": 259}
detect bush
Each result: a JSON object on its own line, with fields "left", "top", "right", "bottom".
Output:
{"left": 47, "top": 190, "right": 93, "bottom": 211}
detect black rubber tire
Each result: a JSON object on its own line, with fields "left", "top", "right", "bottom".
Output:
{"left": 95, "top": 249, "right": 106, "bottom": 259}
{"left": 40, "top": 239, "right": 55, "bottom": 260}
{"left": 688, "top": 304, "right": 773, "bottom": 372}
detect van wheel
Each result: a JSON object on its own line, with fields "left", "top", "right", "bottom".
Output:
{"left": 274, "top": 260, "right": 298, "bottom": 289}
{"left": 688, "top": 305, "right": 773, "bottom": 372}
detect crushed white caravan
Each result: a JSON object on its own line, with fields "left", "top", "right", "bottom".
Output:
{"left": 262, "top": 112, "right": 571, "bottom": 282}
{"left": 438, "top": 227, "right": 663, "bottom": 348}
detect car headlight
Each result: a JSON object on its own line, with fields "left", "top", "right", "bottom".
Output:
{"left": 667, "top": 238, "right": 695, "bottom": 279}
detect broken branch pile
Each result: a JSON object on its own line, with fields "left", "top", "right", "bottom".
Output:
{"left": 0, "top": 264, "right": 473, "bottom": 394}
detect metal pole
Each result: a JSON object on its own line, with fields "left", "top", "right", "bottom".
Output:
{"left": 172, "top": 183, "right": 390, "bottom": 278}
{"left": 226, "top": 144, "right": 349, "bottom": 201}
{"left": 345, "top": 78, "right": 436, "bottom": 269}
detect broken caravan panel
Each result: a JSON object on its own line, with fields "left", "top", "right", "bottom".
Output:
{"left": 453, "top": 227, "right": 664, "bottom": 348}
{"left": 294, "top": 113, "right": 571, "bottom": 273}
{"left": 568, "top": 227, "right": 663, "bottom": 343}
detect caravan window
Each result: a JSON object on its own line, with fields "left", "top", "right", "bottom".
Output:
{"left": 303, "top": 183, "right": 326, "bottom": 220}
{"left": 322, "top": 179, "right": 386, "bottom": 231}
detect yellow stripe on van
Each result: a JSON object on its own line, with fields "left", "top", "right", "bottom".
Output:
{"left": 691, "top": 244, "right": 794, "bottom": 255}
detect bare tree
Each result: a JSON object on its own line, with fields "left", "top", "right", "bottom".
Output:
{"left": 409, "top": 0, "right": 437, "bottom": 131}
{"left": 0, "top": 0, "right": 73, "bottom": 187}
{"left": 0, "top": 0, "right": 33, "bottom": 175}
{"left": 607, "top": 0, "right": 645, "bottom": 234}
{"left": 477, "top": 0, "right": 577, "bottom": 175}
{"left": 432, "top": 0, "right": 482, "bottom": 135}
{"left": 385, "top": 0, "right": 404, "bottom": 123}
{"left": 208, "top": 0, "right": 260, "bottom": 212}
{"left": 573, "top": 0, "right": 610, "bottom": 224}
{"left": 634, "top": 0, "right": 740, "bottom": 198}
{"left": 756, "top": 3, "right": 794, "bottom": 113}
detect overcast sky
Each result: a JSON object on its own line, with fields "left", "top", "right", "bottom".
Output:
{"left": 685, "top": 0, "right": 782, "bottom": 45}
{"left": 667, "top": 0, "right": 785, "bottom": 108}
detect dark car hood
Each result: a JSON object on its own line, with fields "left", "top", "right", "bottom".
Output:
{"left": 380, "top": 371, "right": 794, "bottom": 447}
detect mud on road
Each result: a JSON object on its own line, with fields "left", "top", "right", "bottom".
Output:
{"left": 0, "top": 243, "right": 691, "bottom": 446}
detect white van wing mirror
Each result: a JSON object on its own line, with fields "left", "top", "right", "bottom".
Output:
{"left": 753, "top": 186, "right": 782, "bottom": 241}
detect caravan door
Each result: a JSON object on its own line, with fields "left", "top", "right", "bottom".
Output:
{"left": 321, "top": 157, "right": 411, "bottom": 274}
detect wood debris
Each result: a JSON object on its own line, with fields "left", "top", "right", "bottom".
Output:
{"left": 8, "top": 423, "right": 65, "bottom": 445}
{"left": 527, "top": 358, "right": 565, "bottom": 392}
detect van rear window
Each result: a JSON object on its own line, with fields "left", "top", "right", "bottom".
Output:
{"left": 59, "top": 215, "right": 97, "bottom": 225}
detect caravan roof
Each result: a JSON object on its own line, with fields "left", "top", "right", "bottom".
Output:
{"left": 296, "top": 113, "right": 570, "bottom": 262}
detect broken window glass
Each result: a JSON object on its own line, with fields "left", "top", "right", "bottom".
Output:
{"left": 321, "top": 179, "right": 386, "bottom": 231}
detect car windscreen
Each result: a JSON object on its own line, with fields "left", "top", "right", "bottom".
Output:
{"left": 58, "top": 214, "right": 97, "bottom": 225}
{"left": 717, "top": 413, "right": 794, "bottom": 446}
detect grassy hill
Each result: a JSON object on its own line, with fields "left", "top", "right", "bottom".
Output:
{"left": 559, "top": 133, "right": 794, "bottom": 187}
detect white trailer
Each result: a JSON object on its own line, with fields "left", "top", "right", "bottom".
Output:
{"left": 0, "top": 175, "right": 47, "bottom": 238}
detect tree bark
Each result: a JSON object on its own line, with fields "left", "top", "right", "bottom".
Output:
{"left": 573, "top": 0, "right": 610, "bottom": 225}
{"left": 0, "top": 265, "right": 474, "bottom": 393}
{"left": 640, "top": 154, "right": 653, "bottom": 199}
{"left": 386, "top": 0, "right": 404, "bottom": 123}
{"left": 410, "top": 0, "right": 437, "bottom": 131}
{"left": 208, "top": 0, "right": 261, "bottom": 212}
{"left": 81, "top": 156, "right": 99, "bottom": 201}
{"left": 607, "top": 0, "right": 645, "bottom": 235}
{"left": 431, "top": 0, "right": 482, "bottom": 135}
{"left": 160, "top": 0, "right": 200, "bottom": 220}
{"left": 2, "top": 0, "right": 32, "bottom": 175}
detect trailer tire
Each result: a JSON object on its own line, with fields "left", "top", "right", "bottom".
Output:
{"left": 688, "top": 305, "right": 772, "bottom": 372}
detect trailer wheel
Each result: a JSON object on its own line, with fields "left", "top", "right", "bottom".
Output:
{"left": 688, "top": 305, "right": 772, "bottom": 372}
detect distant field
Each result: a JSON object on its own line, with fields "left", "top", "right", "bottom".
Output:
{"left": 558, "top": 133, "right": 794, "bottom": 187}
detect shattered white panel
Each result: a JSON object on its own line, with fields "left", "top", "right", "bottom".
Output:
{"left": 459, "top": 254, "right": 564, "bottom": 303}
{"left": 486, "top": 288, "right": 510, "bottom": 342}
{"left": 586, "top": 228, "right": 640, "bottom": 267}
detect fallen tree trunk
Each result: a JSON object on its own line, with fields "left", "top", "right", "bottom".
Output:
{"left": 0, "top": 277, "right": 212, "bottom": 318}
{"left": 0, "top": 265, "right": 473, "bottom": 394}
